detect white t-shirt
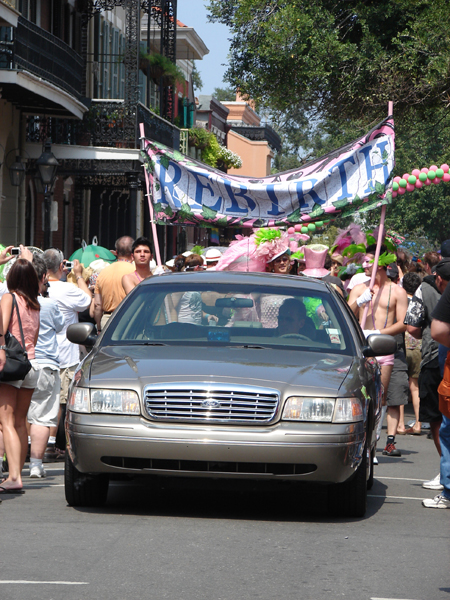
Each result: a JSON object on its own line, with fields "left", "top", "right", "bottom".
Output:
{"left": 48, "top": 280, "right": 92, "bottom": 368}
{"left": 0, "top": 281, "right": 8, "bottom": 298}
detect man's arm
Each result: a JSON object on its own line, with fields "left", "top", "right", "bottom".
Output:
{"left": 431, "top": 319, "right": 450, "bottom": 347}
{"left": 347, "top": 283, "right": 372, "bottom": 317}
{"left": 406, "top": 324, "right": 422, "bottom": 339}
{"left": 122, "top": 273, "right": 136, "bottom": 295}
{"left": 94, "top": 293, "right": 103, "bottom": 331}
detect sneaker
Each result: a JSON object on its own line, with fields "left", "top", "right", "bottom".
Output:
{"left": 30, "top": 464, "right": 46, "bottom": 478}
{"left": 422, "top": 493, "right": 450, "bottom": 509}
{"left": 43, "top": 443, "right": 58, "bottom": 463}
{"left": 422, "top": 474, "right": 444, "bottom": 491}
{"left": 382, "top": 442, "right": 401, "bottom": 457}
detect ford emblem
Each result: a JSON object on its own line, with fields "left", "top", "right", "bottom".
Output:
{"left": 201, "top": 399, "right": 221, "bottom": 409}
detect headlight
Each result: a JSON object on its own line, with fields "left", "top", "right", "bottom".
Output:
{"left": 68, "top": 387, "right": 90, "bottom": 413}
{"left": 91, "top": 389, "right": 140, "bottom": 415}
{"left": 333, "top": 397, "right": 363, "bottom": 422}
{"left": 282, "top": 396, "right": 363, "bottom": 423}
{"left": 283, "top": 397, "right": 335, "bottom": 422}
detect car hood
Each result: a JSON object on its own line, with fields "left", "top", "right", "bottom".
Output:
{"left": 86, "top": 345, "right": 355, "bottom": 396}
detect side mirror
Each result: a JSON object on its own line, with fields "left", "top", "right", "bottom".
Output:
{"left": 362, "top": 333, "right": 397, "bottom": 357}
{"left": 67, "top": 323, "right": 97, "bottom": 348}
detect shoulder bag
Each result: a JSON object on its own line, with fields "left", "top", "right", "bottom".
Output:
{"left": 1, "top": 294, "right": 32, "bottom": 382}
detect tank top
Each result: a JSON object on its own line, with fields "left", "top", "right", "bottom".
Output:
{"left": 8, "top": 294, "right": 40, "bottom": 360}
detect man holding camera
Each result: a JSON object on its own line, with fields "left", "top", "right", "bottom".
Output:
{"left": 42, "top": 249, "right": 92, "bottom": 458}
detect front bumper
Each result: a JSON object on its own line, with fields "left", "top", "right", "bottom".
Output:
{"left": 66, "top": 411, "right": 366, "bottom": 484}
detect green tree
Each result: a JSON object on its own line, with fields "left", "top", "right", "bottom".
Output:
{"left": 191, "top": 62, "right": 203, "bottom": 92}
{"left": 213, "top": 86, "right": 236, "bottom": 102}
{"left": 208, "top": 0, "right": 450, "bottom": 121}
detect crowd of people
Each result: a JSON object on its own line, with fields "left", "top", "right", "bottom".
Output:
{"left": 0, "top": 225, "right": 449, "bottom": 510}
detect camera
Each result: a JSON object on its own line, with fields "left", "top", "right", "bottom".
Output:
{"left": 65, "top": 261, "right": 74, "bottom": 270}
{"left": 11, "top": 247, "right": 20, "bottom": 256}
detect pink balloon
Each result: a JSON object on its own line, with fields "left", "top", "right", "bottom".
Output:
{"left": 421, "top": 167, "right": 429, "bottom": 173}
{"left": 294, "top": 224, "right": 303, "bottom": 231}
{"left": 391, "top": 191, "right": 398, "bottom": 198}
{"left": 425, "top": 179, "right": 432, "bottom": 185}
{"left": 288, "top": 227, "right": 295, "bottom": 234}
{"left": 406, "top": 183, "right": 415, "bottom": 192}
{"left": 415, "top": 180, "right": 423, "bottom": 188}
{"left": 402, "top": 173, "right": 410, "bottom": 180}
{"left": 412, "top": 169, "right": 421, "bottom": 178}
{"left": 443, "top": 173, "right": 450, "bottom": 182}
{"left": 430, "top": 165, "right": 438, "bottom": 171}
{"left": 433, "top": 178, "right": 441, "bottom": 184}
{"left": 398, "top": 187, "right": 406, "bottom": 195}
{"left": 393, "top": 176, "right": 401, "bottom": 183}
{"left": 441, "top": 164, "right": 449, "bottom": 173}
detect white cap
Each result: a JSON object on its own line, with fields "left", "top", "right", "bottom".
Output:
{"left": 347, "top": 272, "right": 370, "bottom": 290}
{"left": 165, "top": 258, "right": 175, "bottom": 268}
{"left": 204, "top": 248, "right": 222, "bottom": 262}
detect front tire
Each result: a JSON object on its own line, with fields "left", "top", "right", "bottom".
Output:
{"left": 327, "top": 446, "right": 367, "bottom": 518}
{"left": 65, "top": 451, "right": 109, "bottom": 507}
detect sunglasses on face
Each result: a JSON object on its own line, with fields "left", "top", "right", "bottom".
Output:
{"left": 274, "top": 256, "right": 290, "bottom": 264}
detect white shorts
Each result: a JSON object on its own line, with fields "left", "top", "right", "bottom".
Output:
{"left": 27, "top": 367, "right": 61, "bottom": 427}
{"left": 4, "top": 361, "right": 40, "bottom": 390}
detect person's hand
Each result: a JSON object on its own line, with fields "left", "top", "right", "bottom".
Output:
{"left": 356, "top": 288, "right": 374, "bottom": 307}
{"left": 0, "top": 245, "right": 14, "bottom": 266}
{"left": 207, "top": 314, "right": 219, "bottom": 324}
{"left": 73, "top": 259, "right": 83, "bottom": 278}
{"left": 362, "top": 329, "right": 380, "bottom": 338}
{"left": 316, "top": 306, "right": 329, "bottom": 321}
{"left": 19, "top": 245, "right": 34, "bottom": 262}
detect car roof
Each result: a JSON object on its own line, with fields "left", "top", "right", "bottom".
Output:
{"left": 142, "top": 271, "right": 332, "bottom": 293}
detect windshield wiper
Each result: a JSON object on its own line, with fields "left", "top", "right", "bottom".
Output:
{"left": 131, "top": 341, "right": 168, "bottom": 346}
{"left": 231, "top": 344, "right": 269, "bottom": 350}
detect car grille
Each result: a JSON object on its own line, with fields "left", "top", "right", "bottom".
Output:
{"left": 143, "top": 383, "right": 280, "bottom": 424}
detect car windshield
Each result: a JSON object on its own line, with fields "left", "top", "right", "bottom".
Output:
{"left": 104, "top": 282, "right": 354, "bottom": 354}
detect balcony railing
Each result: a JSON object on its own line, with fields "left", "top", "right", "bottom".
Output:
{"left": 26, "top": 100, "right": 181, "bottom": 152}
{"left": 230, "top": 123, "right": 282, "bottom": 153}
{"left": 0, "top": 15, "right": 83, "bottom": 100}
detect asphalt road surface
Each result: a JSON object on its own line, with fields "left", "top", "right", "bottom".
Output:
{"left": 1, "top": 417, "right": 448, "bottom": 600}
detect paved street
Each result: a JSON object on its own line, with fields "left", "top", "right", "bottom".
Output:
{"left": 1, "top": 413, "right": 448, "bottom": 600}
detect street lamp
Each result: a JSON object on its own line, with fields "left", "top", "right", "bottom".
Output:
{"left": 36, "top": 141, "right": 59, "bottom": 250}
{"left": 9, "top": 156, "right": 26, "bottom": 187}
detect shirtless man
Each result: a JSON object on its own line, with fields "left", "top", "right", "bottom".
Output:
{"left": 122, "top": 237, "right": 153, "bottom": 294}
{"left": 348, "top": 244, "right": 408, "bottom": 457}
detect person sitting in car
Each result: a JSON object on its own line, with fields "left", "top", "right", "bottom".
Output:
{"left": 276, "top": 299, "right": 316, "bottom": 338}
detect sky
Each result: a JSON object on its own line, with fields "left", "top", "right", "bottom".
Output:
{"left": 177, "top": 0, "right": 231, "bottom": 96}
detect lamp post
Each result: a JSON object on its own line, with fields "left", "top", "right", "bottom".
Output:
{"left": 9, "top": 156, "right": 26, "bottom": 187}
{"left": 36, "top": 141, "right": 58, "bottom": 250}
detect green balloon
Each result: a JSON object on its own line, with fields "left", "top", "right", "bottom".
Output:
{"left": 436, "top": 168, "right": 444, "bottom": 178}
{"left": 392, "top": 182, "right": 399, "bottom": 191}
{"left": 315, "top": 220, "right": 323, "bottom": 227}
{"left": 428, "top": 170, "right": 436, "bottom": 179}
{"left": 408, "top": 175, "right": 417, "bottom": 184}
{"left": 307, "top": 223, "right": 316, "bottom": 231}
{"left": 419, "top": 172, "right": 428, "bottom": 182}
{"left": 301, "top": 226, "right": 308, "bottom": 234}
{"left": 399, "top": 179, "right": 407, "bottom": 188}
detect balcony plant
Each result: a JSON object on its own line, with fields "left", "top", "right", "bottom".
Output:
{"left": 140, "top": 52, "right": 185, "bottom": 87}
{"left": 188, "top": 127, "right": 213, "bottom": 150}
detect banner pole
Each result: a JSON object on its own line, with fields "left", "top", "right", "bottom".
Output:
{"left": 139, "top": 123, "right": 162, "bottom": 267}
{"left": 360, "top": 101, "right": 393, "bottom": 329}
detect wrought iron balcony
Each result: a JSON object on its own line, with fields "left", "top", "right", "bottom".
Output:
{"left": 230, "top": 123, "right": 282, "bottom": 153}
{"left": 0, "top": 15, "right": 83, "bottom": 100}
{"left": 26, "top": 101, "right": 181, "bottom": 151}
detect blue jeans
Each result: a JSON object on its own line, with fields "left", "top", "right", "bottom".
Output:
{"left": 440, "top": 415, "right": 450, "bottom": 500}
